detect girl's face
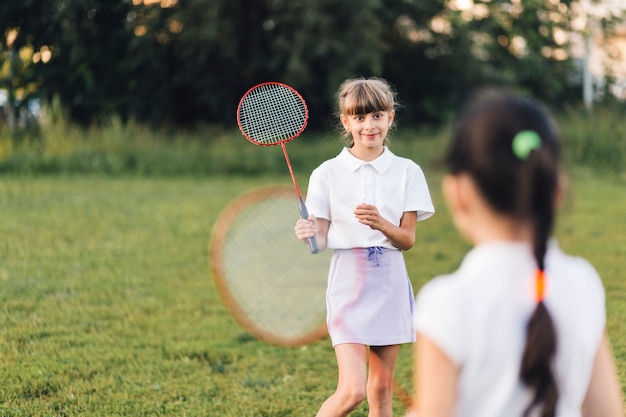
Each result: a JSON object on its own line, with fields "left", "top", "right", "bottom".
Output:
{"left": 340, "top": 111, "right": 394, "bottom": 150}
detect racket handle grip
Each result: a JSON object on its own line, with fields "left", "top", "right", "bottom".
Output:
{"left": 298, "top": 196, "right": 319, "bottom": 254}
{"left": 308, "top": 235, "right": 320, "bottom": 255}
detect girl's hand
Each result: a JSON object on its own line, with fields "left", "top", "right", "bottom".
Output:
{"left": 354, "top": 203, "right": 386, "bottom": 232}
{"left": 354, "top": 205, "right": 417, "bottom": 251}
{"left": 294, "top": 215, "right": 317, "bottom": 242}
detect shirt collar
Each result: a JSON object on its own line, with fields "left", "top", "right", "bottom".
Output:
{"left": 459, "top": 239, "right": 559, "bottom": 276}
{"left": 337, "top": 146, "right": 394, "bottom": 173}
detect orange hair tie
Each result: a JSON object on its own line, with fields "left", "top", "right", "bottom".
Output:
{"left": 535, "top": 269, "right": 546, "bottom": 302}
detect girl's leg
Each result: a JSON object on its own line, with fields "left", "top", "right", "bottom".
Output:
{"left": 316, "top": 343, "right": 368, "bottom": 417}
{"left": 366, "top": 345, "right": 400, "bottom": 417}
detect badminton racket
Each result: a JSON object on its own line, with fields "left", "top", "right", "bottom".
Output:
{"left": 209, "top": 186, "right": 330, "bottom": 346}
{"left": 209, "top": 185, "right": 414, "bottom": 407}
{"left": 236, "top": 82, "right": 319, "bottom": 254}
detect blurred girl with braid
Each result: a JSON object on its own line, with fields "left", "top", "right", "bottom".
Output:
{"left": 405, "top": 91, "right": 623, "bottom": 417}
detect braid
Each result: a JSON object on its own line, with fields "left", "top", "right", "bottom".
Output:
{"left": 521, "top": 302, "right": 558, "bottom": 417}
{"left": 520, "top": 139, "right": 559, "bottom": 417}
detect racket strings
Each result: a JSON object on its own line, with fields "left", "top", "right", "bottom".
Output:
{"left": 239, "top": 84, "right": 307, "bottom": 145}
{"left": 213, "top": 191, "right": 330, "bottom": 344}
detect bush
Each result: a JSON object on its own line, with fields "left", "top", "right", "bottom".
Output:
{"left": 559, "top": 105, "right": 626, "bottom": 175}
{"left": 0, "top": 102, "right": 623, "bottom": 177}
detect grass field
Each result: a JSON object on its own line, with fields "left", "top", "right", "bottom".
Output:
{"left": 0, "top": 171, "right": 625, "bottom": 416}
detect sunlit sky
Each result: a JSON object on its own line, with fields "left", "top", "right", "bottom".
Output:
{"left": 133, "top": 0, "right": 177, "bottom": 7}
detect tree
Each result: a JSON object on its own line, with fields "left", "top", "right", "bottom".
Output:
{"left": 1, "top": 0, "right": 137, "bottom": 126}
{"left": 1, "top": 0, "right": 619, "bottom": 130}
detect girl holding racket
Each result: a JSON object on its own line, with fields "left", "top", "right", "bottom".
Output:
{"left": 406, "top": 91, "right": 623, "bottom": 417}
{"left": 295, "top": 77, "right": 435, "bottom": 417}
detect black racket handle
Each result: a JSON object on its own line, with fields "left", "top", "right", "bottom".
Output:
{"left": 298, "top": 196, "right": 319, "bottom": 254}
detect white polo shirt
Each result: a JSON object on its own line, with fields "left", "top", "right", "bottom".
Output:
{"left": 305, "top": 147, "right": 434, "bottom": 249}
{"left": 414, "top": 241, "right": 606, "bottom": 417}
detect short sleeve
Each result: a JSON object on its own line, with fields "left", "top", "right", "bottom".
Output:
{"left": 305, "top": 166, "right": 330, "bottom": 220}
{"left": 414, "top": 277, "right": 468, "bottom": 366}
{"left": 405, "top": 163, "right": 434, "bottom": 221}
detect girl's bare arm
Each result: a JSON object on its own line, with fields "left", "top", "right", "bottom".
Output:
{"left": 354, "top": 204, "right": 417, "bottom": 250}
{"left": 582, "top": 332, "right": 624, "bottom": 417}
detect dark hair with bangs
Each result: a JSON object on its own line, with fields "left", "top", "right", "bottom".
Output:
{"left": 336, "top": 77, "right": 397, "bottom": 145}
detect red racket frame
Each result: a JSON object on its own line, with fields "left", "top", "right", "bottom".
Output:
{"left": 236, "top": 82, "right": 318, "bottom": 254}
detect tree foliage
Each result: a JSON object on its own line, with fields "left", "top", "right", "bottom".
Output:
{"left": 0, "top": 0, "right": 616, "bottom": 129}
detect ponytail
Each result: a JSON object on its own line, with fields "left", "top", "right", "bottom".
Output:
{"left": 520, "top": 301, "right": 558, "bottom": 417}
{"left": 516, "top": 130, "right": 559, "bottom": 417}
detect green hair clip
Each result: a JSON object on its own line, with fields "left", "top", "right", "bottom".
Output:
{"left": 512, "top": 130, "right": 542, "bottom": 160}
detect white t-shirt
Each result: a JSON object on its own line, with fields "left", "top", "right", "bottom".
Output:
{"left": 306, "top": 147, "right": 435, "bottom": 249}
{"left": 414, "top": 241, "right": 606, "bottom": 417}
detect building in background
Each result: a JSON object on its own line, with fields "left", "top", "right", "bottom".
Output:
{"left": 569, "top": 1, "right": 626, "bottom": 105}
{"left": 572, "top": 21, "right": 626, "bottom": 102}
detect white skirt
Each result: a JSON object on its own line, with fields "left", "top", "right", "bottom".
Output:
{"left": 326, "top": 248, "right": 415, "bottom": 346}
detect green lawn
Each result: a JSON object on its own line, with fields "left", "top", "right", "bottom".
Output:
{"left": 0, "top": 173, "right": 624, "bottom": 416}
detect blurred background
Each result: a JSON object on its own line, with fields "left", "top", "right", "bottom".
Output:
{"left": 0, "top": 0, "right": 625, "bottom": 175}
{"left": 1, "top": 3, "right": 625, "bottom": 415}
